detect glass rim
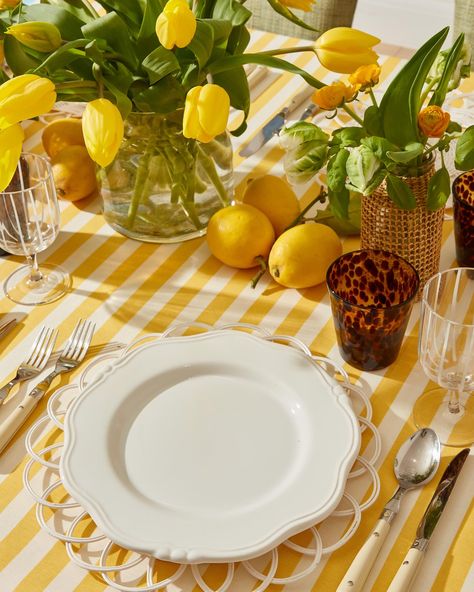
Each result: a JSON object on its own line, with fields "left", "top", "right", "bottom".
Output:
{"left": 0, "top": 152, "right": 53, "bottom": 196}
{"left": 326, "top": 248, "right": 420, "bottom": 311}
{"left": 422, "top": 267, "right": 474, "bottom": 328}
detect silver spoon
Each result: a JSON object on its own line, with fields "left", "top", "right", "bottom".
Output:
{"left": 337, "top": 428, "right": 441, "bottom": 592}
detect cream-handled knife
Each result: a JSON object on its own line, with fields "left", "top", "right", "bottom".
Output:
{"left": 239, "top": 85, "right": 315, "bottom": 157}
{"left": 387, "top": 448, "right": 469, "bottom": 592}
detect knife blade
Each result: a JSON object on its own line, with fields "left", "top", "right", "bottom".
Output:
{"left": 387, "top": 448, "right": 470, "bottom": 592}
{"left": 239, "top": 85, "right": 315, "bottom": 157}
{"left": 0, "top": 318, "right": 18, "bottom": 341}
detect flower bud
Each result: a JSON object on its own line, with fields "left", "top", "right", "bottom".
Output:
{"left": 183, "top": 84, "right": 230, "bottom": 143}
{"left": 7, "top": 21, "right": 62, "bottom": 52}
{"left": 0, "top": 74, "right": 56, "bottom": 129}
{"left": 82, "top": 99, "right": 124, "bottom": 168}
{"left": 0, "top": 123, "right": 24, "bottom": 191}
{"left": 349, "top": 64, "right": 381, "bottom": 91}
{"left": 156, "top": 0, "right": 196, "bottom": 50}
{"left": 418, "top": 106, "right": 450, "bottom": 138}
{"left": 312, "top": 81, "right": 357, "bottom": 110}
{"left": 315, "top": 27, "right": 380, "bottom": 74}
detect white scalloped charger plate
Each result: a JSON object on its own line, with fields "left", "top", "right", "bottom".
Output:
{"left": 61, "top": 331, "right": 360, "bottom": 564}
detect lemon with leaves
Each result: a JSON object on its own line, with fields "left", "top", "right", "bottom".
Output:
{"left": 269, "top": 223, "right": 342, "bottom": 288}
{"left": 241, "top": 175, "right": 300, "bottom": 236}
{"left": 207, "top": 204, "right": 275, "bottom": 269}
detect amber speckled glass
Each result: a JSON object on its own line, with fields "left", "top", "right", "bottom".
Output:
{"left": 453, "top": 170, "right": 474, "bottom": 268}
{"left": 326, "top": 250, "right": 420, "bottom": 370}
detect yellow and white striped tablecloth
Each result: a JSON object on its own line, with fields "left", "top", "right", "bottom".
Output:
{"left": 0, "top": 31, "right": 473, "bottom": 592}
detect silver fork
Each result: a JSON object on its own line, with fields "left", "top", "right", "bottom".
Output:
{"left": 0, "top": 327, "right": 58, "bottom": 405}
{"left": 0, "top": 319, "right": 96, "bottom": 454}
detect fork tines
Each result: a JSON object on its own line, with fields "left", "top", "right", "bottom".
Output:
{"left": 61, "top": 319, "right": 96, "bottom": 362}
{"left": 26, "top": 327, "right": 58, "bottom": 371}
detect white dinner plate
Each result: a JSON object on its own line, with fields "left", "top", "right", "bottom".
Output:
{"left": 61, "top": 331, "right": 360, "bottom": 564}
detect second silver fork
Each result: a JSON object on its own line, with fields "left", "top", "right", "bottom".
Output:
{"left": 0, "top": 327, "right": 57, "bottom": 405}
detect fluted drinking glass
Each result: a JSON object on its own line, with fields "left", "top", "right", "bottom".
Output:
{"left": 415, "top": 268, "right": 474, "bottom": 446}
{"left": 0, "top": 153, "right": 70, "bottom": 305}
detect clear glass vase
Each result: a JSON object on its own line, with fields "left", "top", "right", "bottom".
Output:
{"left": 99, "top": 111, "right": 234, "bottom": 243}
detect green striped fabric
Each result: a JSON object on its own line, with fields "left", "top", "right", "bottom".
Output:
{"left": 454, "top": 0, "right": 474, "bottom": 69}
{"left": 246, "top": 0, "right": 357, "bottom": 40}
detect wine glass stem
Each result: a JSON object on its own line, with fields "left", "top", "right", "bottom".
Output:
{"left": 26, "top": 254, "right": 43, "bottom": 284}
{"left": 447, "top": 388, "right": 461, "bottom": 414}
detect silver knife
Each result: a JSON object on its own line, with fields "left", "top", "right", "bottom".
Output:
{"left": 239, "top": 85, "right": 315, "bottom": 157}
{"left": 387, "top": 448, "right": 470, "bottom": 592}
{"left": 0, "top": 318, "right": 18, "bottom": 341}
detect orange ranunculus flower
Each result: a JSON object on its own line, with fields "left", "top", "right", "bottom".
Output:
{"left": 349, "top": 63, "right": 381, "bottom": 91}
{"left": 0, "top": 0, "right": 20, "bottom": 8}
{"left": 280, "top": 0, "right": 314, "bottom": 11}
{"left": 418, "top": 105, "right": 451, "bottom": 138}
{"left": 312, "top": 81, "right": 357, "bottom": 111}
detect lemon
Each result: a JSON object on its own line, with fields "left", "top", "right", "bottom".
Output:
{"left": 42, "top": 118, "right": 85, "bottom": 158}
{"left": 207, "top": 204, "right": 275, "bottom": 269}
{"left": 51, "top": 145, "right": 97, "bottom": 202}
{"left": 269, "top": 223, "right": 342, "bottom": 288}
{"left": 241, "top": 175, "right": 300, "bottom": 236}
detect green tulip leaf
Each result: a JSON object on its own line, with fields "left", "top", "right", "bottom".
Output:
{"left": 3, "top": 35, "right": 41, "bottom": 75}
{"left": 427, "top": 166, "right": 450, "bottom": 210}
{"left": 213, "top": 66, "right": 250, "bottom": 121}
{"left": 201, "top": 19, "right": 233, "bottom": 45}
{"left": 379, "top": 27, "right": 449, "bottom": 147}
{"left": 265, "top": 0, "right": 317, "bottom": 31}
{"left": 133, "top": 76, "right": 185, "bottom": 114}
{"left": 44, "top": 0, "right": 98, "bottom": 22}
{"left": 142, "top": 47, "right": 180, "bottom": 84}
{"left": 386, "top": 174, "right": 417, "bottom": 209}
{"left": 212, "top": 0, "right": 251, "bottom": 26}
{"left": 187, "top": 21, "right": 215, "bottom": 69}
{"left": 363, "top": 105, "right": 383, "bottom": 136}
{"left": 21, "top": 4, "right": 85, "bottom": 40}
{"left": 430, "top": 33, "right": 465, "bottom": 107}
{"left": 33, "top": 38, "right": 89, "bottom": 74}
{"left": 455, "top": 125, "right": 474, "bottom": 170}
{"left": 227, "top": 23, "right": 250, "bottom": 54}
{"left": 95, "top": 0, "right": 143, "bottom": 27}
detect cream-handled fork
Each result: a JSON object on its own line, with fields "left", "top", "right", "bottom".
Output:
{"left": 0, "top": 319, "right": 95, "bottom": 454}
{"left": 0, "top": 327, "right": 58, "bottom": 406}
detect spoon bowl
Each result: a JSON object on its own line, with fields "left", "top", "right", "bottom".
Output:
{"left": 394, "top": 428, "right": 441, "bottom": 489}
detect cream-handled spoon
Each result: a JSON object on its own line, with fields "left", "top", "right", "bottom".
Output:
{"left": 337, "top": 428, "right": 440, "bottom": 592}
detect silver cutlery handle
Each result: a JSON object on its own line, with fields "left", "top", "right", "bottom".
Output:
{"left": 287, "top": 86, "right": 316, "bottom": 116}
{"left": 386, "top": 547, "right": 424, "bottom": 592}
{"left": 0, "top": 394, "right": 39, "bottom": 454}
{"left": 28, "top": 369, "right": 62, "bottom": 401}
{"left": 0, "top": 378, "right": 20, "bottom": 404}
{"left": 337, "top": 518, "right": 391, "bottom": 592}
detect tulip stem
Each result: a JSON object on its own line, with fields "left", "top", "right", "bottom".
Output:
{"left": 342, "top": 104, "right": 364, "bottom": 126}
{"left": 55, "top": 81, "right": 98, "bottom": 90}
{"left": 196, "top": 145, "right": 230, "bottom": 206}
{"left": 259, "top": 45, "right": 316, "bottom": 57}
{"left": 126, "top": 139, "right": 156, "bottom": 227}
{"left": 368, "top": 88, "right": 378, "bottom": 108}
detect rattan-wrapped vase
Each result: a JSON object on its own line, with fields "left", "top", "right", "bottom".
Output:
{"left": 360, "top": 160, "right": 444, "bottom": 294}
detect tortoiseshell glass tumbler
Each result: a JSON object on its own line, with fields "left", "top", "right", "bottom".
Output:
{"left": 326, "top": 250, "right": 419, "bottom": 370}
{"left": 453, "top": 170, "right": 474, "bottom": 268}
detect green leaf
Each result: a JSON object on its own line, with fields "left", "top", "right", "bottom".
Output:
{"left": 446, "top": 121, "right": 462, "bottom": 133}
{"left": 82, "top": 12, "right": 138, "bottom": 70}
{"left": 331, "top": 127, "right": 366, "bottom": 148}
{"left": 386, "top": 142, "right": 424, "bottom": 163}
{"left": 188, "top": 21, "right": 214, "bottom": 69}
{"left": 138, "top": 0, "right": 163, "bottom": 39}
{"left": 386, "top": 174, "right": 417, "bottom": 209}
{"left": 21, "top": 4, "right": 85, "bottom": 40}
{"left": 45, "top": 0, "right": 98, "bottom": 23}
{"left": 207, "top": 53, "right": 324, "bottom": 89}
{"left": 327, "top": 148, "right": 349, "bottom": 193}
{"left": 3, "top": 35, "right": 40, "bottom": 75}
{"left": 95, "top": 0, "right": 143, "bottom": 28}
{"left": 133, "top": 76, "right": 185, "bottom": 113}
{"left": 455, "top": 125, "right": 474, "bottom": 170}
{"left": 328, "top": 187, "right": 350, "bottom": 219}
{"left": 430, "top": 33, "right": 465, "bottom": 107}
{"left": 33, "top": 38, "right": 89, "bottom": 74}
{"left": 379, "top": 27, "right": 449, "bottom": 146}
{"left": 213, "top": 66, "right": 250, "bottom": 119}
{"left": 427, "top": 166, "right": 450, "bottom": 210}
{"left": 202, "top": 19, "right": 233, "bottom": 45}
{"left": 212, "top": 0, "right": 251, "bottom": 26}
{"left": 265, "top": 0, "right": 318, "bottom": 32}
{"left": 227, "top": 24, "right": 250, "bottom": 54}
{"left": 102, "top": 73, "right": 133, "bottom": 119}
{"left": 142, "top": 47, "right": 180, "bottom": 84}
{"left": 363, "top": 105, "right": 383, "bottom": 136}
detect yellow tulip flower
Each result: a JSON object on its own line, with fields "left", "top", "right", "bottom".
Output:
{"left": 82, "top": 99, "right": 124, "bottom": 168}
{"left": 0, "top": 123, "right": 24, "bottom": 191}
{"left": 315, "top": 27, "right": 381, "bottom": 74}
{"left": 349, "top": 63, "right": 381, "bottom": 91}
{"left": 156, "top": 0, "right": 197, "bottom": 50}
{"left": 280, "top": 0, "right": 314, "bottom": 11}
{"left": 183, "top": 84, "right": 230, "bottom": 143}
{"left": 0, "top": 0, "right": 20, "bottom": 8}
{"left": 7, "top": 21, "right": 62, "bottom": 53}
{"left": 0, "top": 74, "right": 56, "bottom": 129}
{"left": 312, "top": 81, "right": 357, "bottom": 110}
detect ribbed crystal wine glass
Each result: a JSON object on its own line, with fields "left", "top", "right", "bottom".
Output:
{"left": 415, "top": 267, "right": 474, "bottom": 446}
{"left": 0, "top": 153, "right": 70, "bottom": 305}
